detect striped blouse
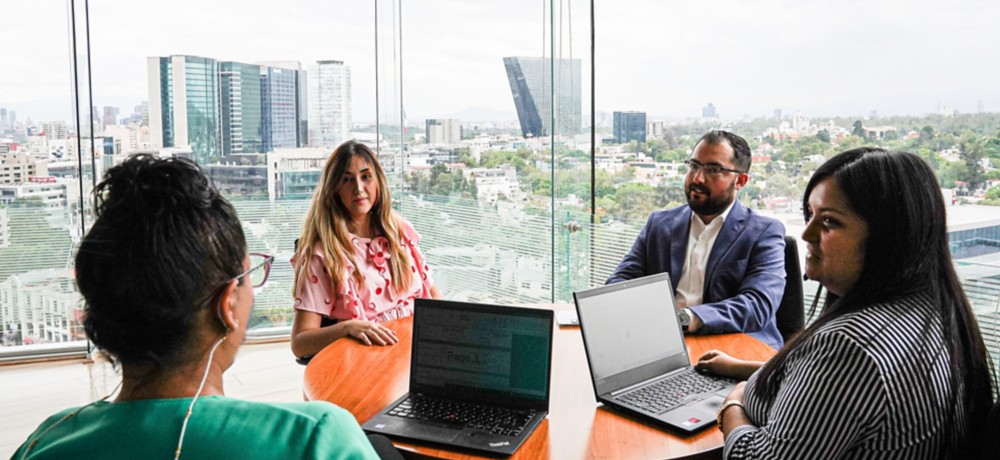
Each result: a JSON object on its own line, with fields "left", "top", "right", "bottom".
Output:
{"left": 725, "top": 291, "right": 966, "bottom": 459}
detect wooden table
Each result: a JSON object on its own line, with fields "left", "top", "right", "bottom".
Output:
{"left": 304, "top": 308, "right": 776, "bottom": 460}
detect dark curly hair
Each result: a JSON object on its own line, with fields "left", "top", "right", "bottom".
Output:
{"left": 75, "top": 154, "right": 246, "bottom": 367}
{"left": 694, "top": 130, "right": 752, "bottom": 172}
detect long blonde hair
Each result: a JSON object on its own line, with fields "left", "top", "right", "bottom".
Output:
{"left": 293, "top": 141, "right": 413, "bottom": 301}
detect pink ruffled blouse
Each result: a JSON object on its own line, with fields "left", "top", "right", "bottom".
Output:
{"left": 292, "top": 218, "right": 435, "bottom": 323}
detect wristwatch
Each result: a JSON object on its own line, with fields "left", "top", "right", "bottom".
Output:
{"left": 678, "top": 308, "right": 693, "bottom": 327}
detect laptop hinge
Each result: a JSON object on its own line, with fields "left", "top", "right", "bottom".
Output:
{"left": 609, "top": 366, "right": 687, "bottom": 397}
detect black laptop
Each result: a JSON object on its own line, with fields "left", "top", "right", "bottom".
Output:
{"left": 573, "top": 272, "right": 737, "bottom": 433}
{"left": 362, "top": 299, "right": 554, "bottom": 456}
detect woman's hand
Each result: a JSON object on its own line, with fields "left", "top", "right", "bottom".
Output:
{"left": 696, "top": 350, "right": 764, "bottom": 381}
{"left": 344, "top": 320, "right": 399, "bottom": 346}
{"left": 697, "top": 350, "right": 741, "bottom": 376}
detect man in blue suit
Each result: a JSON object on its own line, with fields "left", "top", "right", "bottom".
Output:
{"left": 608, "top": 130, "right": 786, "bottom": 348}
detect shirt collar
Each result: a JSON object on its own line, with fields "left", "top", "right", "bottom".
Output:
{"left": 691, "top": 198, "right": 737, "bottom": 230}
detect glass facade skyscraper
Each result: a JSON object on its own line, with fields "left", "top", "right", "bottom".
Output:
{"left": 221, "top": 62, "right": 264, "bottom": 155}
{"left": 307, "top": 60, "right": 351, "bottom": 149}
{"left": 261, "top": 66, "right": 301, "bottom": 150}
{"left": 613, "top": 111, "right": 647, "bottom": 144}
{"left": 503, "top": 56, "right": 581, "bottom": 138}
{"left": 183, "top": 56, "right": 222, "bottom": 164}
{"left": 148, "top": 55, "right": 222, "bottom": 164}
{"left": 150, "top": 56, "right": 305, "bottom": 161}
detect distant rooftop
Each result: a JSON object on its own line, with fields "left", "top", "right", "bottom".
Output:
{"left": 771, "top": 204, "right": 1000, "bottom": 235}
{"left": 945, "top": 205, "right": 1000, "bottom": 232}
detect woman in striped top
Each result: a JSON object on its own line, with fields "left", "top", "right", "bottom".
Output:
{"left": 697, "top": 148, "right": 995, "bottom": 459}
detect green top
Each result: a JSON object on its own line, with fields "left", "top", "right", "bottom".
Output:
{"left": 12, "top": 396, "right": 379, "bottom": 460}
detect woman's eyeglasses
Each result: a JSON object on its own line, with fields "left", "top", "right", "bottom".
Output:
{"left": 241, "top": 252, "right": 274, "bottom": 288}
{"left": 197, "top": 253, "right": 274, "bottom": 308}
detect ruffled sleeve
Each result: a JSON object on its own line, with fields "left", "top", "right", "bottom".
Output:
{"left": 291, "top": 243, "right": 366, "bottom": 321}
{"left": 398, "top": 217, "right": 435, "bottom": 297}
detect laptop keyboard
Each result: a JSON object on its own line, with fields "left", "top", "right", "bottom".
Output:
{"left": 388, "top": 395, "right": 536, "bottom": 437}
{"left": 616, "top": 369, "right": 731, "bottom": 414}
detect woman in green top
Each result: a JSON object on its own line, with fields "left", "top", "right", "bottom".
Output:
{"left": 14, "top": 154, "right": 378, "bottom": 460}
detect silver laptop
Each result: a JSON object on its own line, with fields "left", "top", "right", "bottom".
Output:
{"left": 362, "top": 299, "right": 553, "bottom": 456}
{"left": 573, "top": 272, "right": 737, "bottom": 433}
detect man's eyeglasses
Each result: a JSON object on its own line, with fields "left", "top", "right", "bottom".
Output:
{"left": 685, "top": 160, "right": 744, "bottom": 178}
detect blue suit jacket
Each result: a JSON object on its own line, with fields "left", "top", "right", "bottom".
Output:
{"left": 607, "top": 201, "right": 786, "bottom": 348}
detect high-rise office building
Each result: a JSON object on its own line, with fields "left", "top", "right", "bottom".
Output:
{"left": 41, "top": 122, "right": 69, "bottom": 140}
{"left": 150, "top": 56, "right": 306, "bottom": 161}
{"left": 137, "top": 101, "right": 149, "bottom": 126}
{"left": 503, "top": 56, "right": 581, "bottom": 138}
{"left": 259, "top": 64, "right": 304, "bottom": 150}
{"left": 702, "top": 103, "right": 718, "bottom": 119}
{"left": 220, "top": 61, "right": 264, "bottom": 155}
{"left": 90, "top": 106, "right": 101, "bottom": 132}
{"left": 221, "top": 61, "right": 304, "bottom": 155}
{"left": 148, "top": 55, "right": 223, "bottom": 165}
{"left": 425, "top": 118, "right": 461, "bottom": 144}
{"left": 259, "top": 61, "right": 309, "bottom": 148}
{"left": 307, "top": 60, "right": 351, "bottom": 149}
{"left": 613, "top": 111, "right": 646, "bottom": 144}
{"left": 102, "top": 106, "right": 119, "bottom": 129}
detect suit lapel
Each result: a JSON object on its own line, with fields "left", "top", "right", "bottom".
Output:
{"left": 703, "top": 201, "right": 748, "bottom": 299}
{"left": 669, "top": 207, "right": 692, "bottom": 290}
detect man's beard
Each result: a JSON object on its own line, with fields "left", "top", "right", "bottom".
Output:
{"left": 686, "top": 181, "right": 736, "bottom": 216}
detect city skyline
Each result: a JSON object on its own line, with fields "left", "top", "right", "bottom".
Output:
{"left": 2, "top": 0, "right": 999, "bottom": 125}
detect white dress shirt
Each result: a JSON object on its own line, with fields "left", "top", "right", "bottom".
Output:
{"left": 675, "top": 200, "right": 736, "bottom": 309}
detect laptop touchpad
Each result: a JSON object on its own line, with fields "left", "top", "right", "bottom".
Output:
{"left": 405, "top": 421, "right": 464, "bottom": 442}
{"left": 691, "top": 394, "right": 724, "bottom": 411}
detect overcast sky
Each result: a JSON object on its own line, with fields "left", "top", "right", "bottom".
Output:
{"left": 3, "top": 0, "right": 998, "bottom": 124}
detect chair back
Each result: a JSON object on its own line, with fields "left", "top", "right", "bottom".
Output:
{"left": 982, "top": 400, "right": 1000, "bottom": 459}
{"left": 776, "top": 235, "right": 805, "bottom": 342}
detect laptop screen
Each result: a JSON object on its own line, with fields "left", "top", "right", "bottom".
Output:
{"left": 410, "top": 299, "right": 553, "bottom": 407}
{"left": 574, "top": 273, "right": 688, "bottom": 385}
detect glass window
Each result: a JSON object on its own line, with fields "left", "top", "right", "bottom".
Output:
{"left": 395, "top": 0, "right": 592, "bottom": 303}
{"left": 82, "top": 1, "right": 377, "bottom": 339}
{"left": 4, "top": 0, "right": 1000, "bottom": 366}
{"left": 0, "top": 1, "right": 95, "bottom": 358}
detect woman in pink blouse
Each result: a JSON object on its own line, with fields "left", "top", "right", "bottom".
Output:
{"left": 291, "top": 141, "right": 440, "bottom": 358}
